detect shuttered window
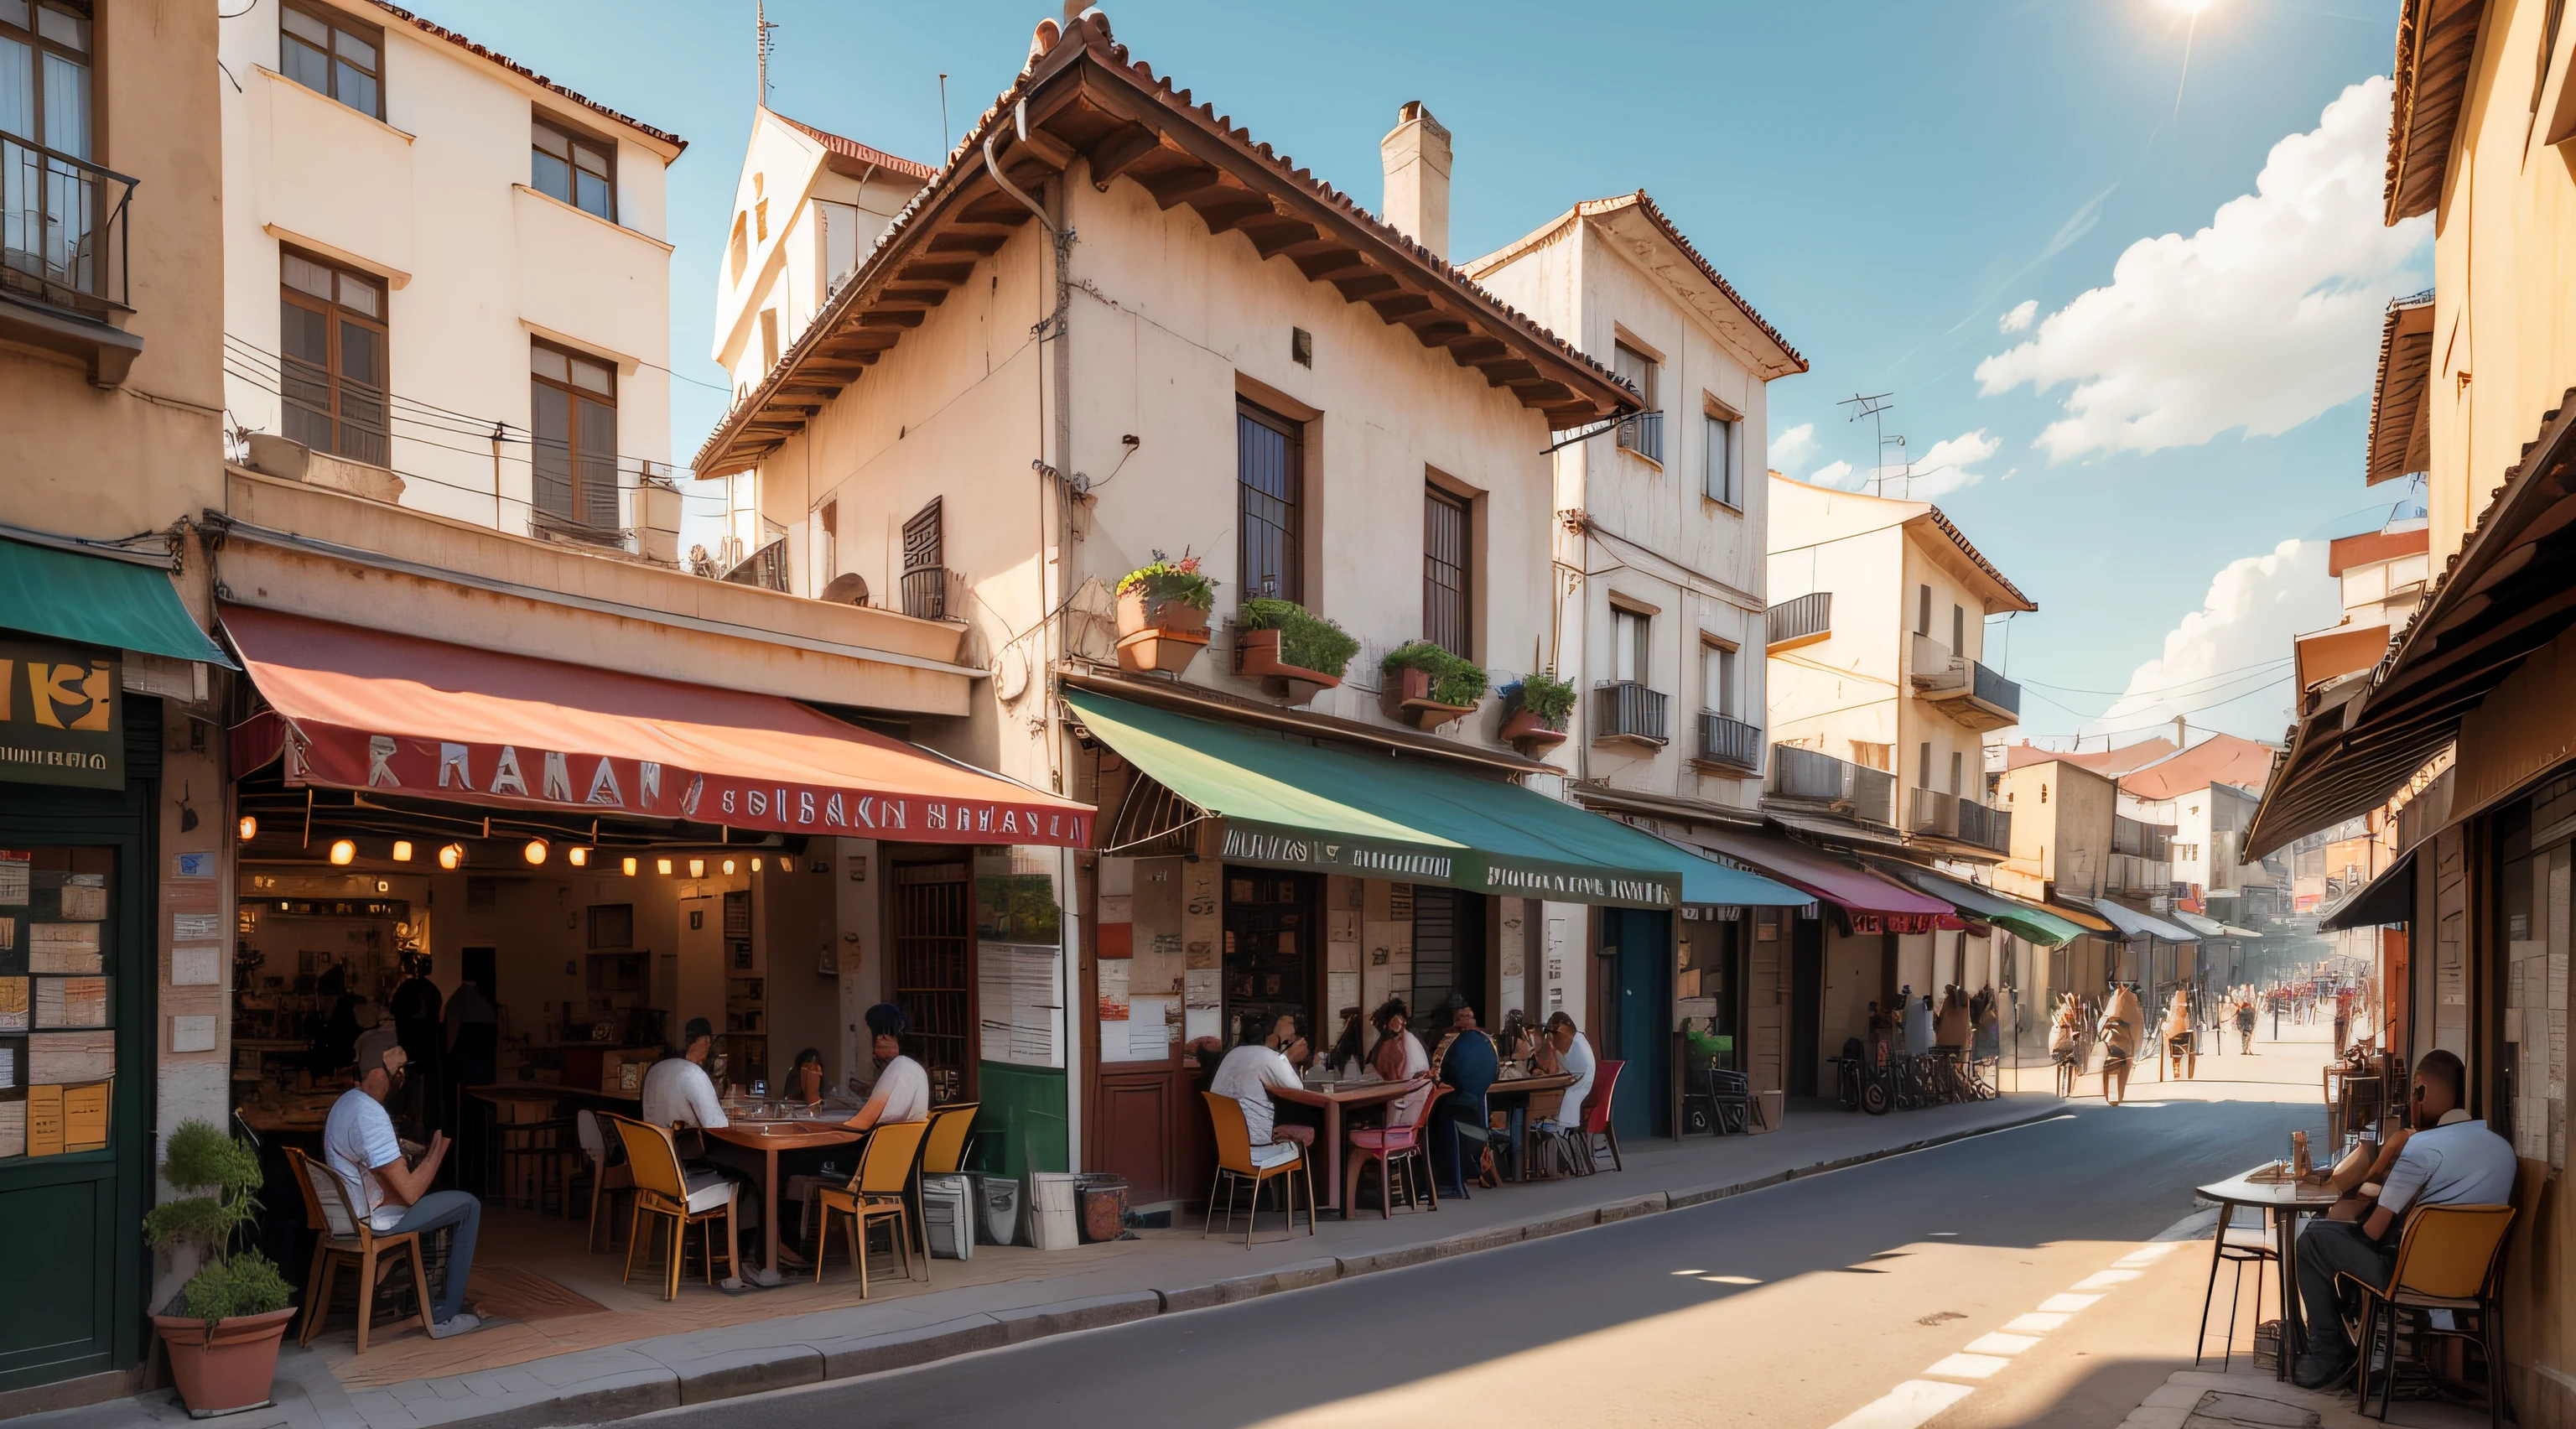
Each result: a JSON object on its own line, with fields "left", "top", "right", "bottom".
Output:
{"left": 1424, "top": 486, "right": 1472, "bottom": 657}
{"left": 1236, "top": 401, "right": 1303, "bottom": 604}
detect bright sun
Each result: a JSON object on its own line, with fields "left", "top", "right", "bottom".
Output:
{"left": 2160, "top": 0, "right": 2219, "bottom": 13}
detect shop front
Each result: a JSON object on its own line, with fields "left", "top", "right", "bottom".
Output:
{"left": 0, "top": 535, "right": 234, "bottom": 1395}
{"left": 1061, "top": 690, "right": 1803, "bottom": 1204}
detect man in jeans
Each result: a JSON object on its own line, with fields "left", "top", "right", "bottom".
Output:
{"left": 324, "top": 1040, "right": 483, "bottom": 1337}
{"left": 2291, "top": 1048, "right": 2515, "bottom": 1388}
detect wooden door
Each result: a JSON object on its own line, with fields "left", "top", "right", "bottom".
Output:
{"left": 889, "top": 859, "right": 974, "bottom": 1104}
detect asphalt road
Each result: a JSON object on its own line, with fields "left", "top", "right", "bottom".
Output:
{"left": 621, "top": 1094, "right": 2311, "bottom": 1429}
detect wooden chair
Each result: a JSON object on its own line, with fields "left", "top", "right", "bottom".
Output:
{"left": 283, "top": 1146, "right": 434, "bottom": 1354}
{"left": 605, "top": 1113, "right": 737, "bottom": 1300}
{"left": 1201, "top": 1090, "right": 1313, "bottom": 1248}
{"left": 571, "top": 1109, "right": 632, "bottom": 1253}
{"left": 1344, "top": 1083, "right": 1443, "bottom": 1219}
{"left": 817, "top": 1119, "right": 933, "bottom": 1296}
{"left": 2339, "top": 1203, "right": 2516, "bottom": 1425}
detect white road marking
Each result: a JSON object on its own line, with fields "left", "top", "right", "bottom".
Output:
{"left": 2114, "top": 1243, "right": 2180, "bottom": 1267}
{"left": 1824, "top": 1379, "right": 1978, "bottom": 1429}
{"left": 1698, "top": 1275, "right": 1762, "bottom": 1285}
{"left": 1923, "top": 1352, "right": 2012, "bottom": 1380}
{"left": 1962, "top": 1332, "right": 2040, "bottom": 1355}
{"left": 2070, "top": 1269, "right": 2141, "bottom": 1290}
{"left": 2003, "top": 1312, "right": 2071, "bottom": 1333}
{"left": 1668, "top": 1269, "right": 1706, "bottom": 1276}
{"left": 2037, "top": 1292, "right": 2106, "bottom": 1313}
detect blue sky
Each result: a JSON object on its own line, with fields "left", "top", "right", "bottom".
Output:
{"left": 417, "top": 0, "right": 2417, "bottom": 748}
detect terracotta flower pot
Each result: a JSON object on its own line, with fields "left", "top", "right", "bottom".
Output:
{"left": 154, "top": 1307, "right": 297, "bottom": 1416}
{"left": 1115, "top": 625, "right": 1208, "bottom": 675}
{"left": 1500, "top": 707, "right": 1567, "bottom": 755}
{"left": 1115, "top": 589, "right": 1209, "bottom": 640}
{"left": 1233, "top": 627, "right": 1344, "bottom": 690}
{"left": 1381, "top": 667, "right": 1478, "bottom": 730}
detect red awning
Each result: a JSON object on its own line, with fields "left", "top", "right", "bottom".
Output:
{"left": 222, "top": 606, "right": 1091, "bottom": 847}
{"left": 1689, "top": 829, "right": 1962, "bottom": 935}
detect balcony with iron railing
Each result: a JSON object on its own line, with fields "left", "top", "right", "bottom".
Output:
{"left": 1, "top": 130, "right": 141, "bottom": 385}
{"left": 1766, "top": 743, "right": 1896, "bottom": 826}
{"left": 1696, "top": 711, "right": 1763, "bottom": 771}
{"left": 2111, "top": 815, "right": 2174, "bottom": 860}
{"left": 1615, "top": 409, "right": 1665, "bottom": 464}
{"left": 1766, "top": 591, "right": 1831, "bottom": 652}
{"left": 1909, "top": 788, "right": 2012, "bottom": 855}
{"left": 1907, "top": 631, "right": 2021, "bottom": 733}
{"left": 901, "top": 564, "right": 953, "bottom": 621}
{"left": 1591, "top": 680, "right": 1669, "bottom": 746}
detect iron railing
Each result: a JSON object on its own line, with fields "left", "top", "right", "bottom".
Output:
{"left": 1616, "top": 409, "right": 1665, "bottom": 464}
{"left": 1766, "top": 591, "right": 1831, "bottom": 648}
{"left": 1591, "top": 680, "right": 1668, "bottom": 745}
{"left": 1697, "top": 711, "right": 1762, "bottom": 770}
{"left": 2111, "top": 815, "right": 2174, "bottom": 860}
{"left": 1767, "top": 744, "right": 1897, "bottom": 826}
{"left": 1956, "top": 800, "right": 2012, "bottom": 854}
{"left": 1971, "top": 659, "right": 2022, "bottom": 720}
{"left": 1, "top": 132, "right": 134, "bottom": 313}
{"left": 901, "top": 565, "right": 950, "bottom": 621}
{"left": 719, "top": 537, "right": 791, "bottom": 593}
{"left": 1910, "top": 787, "right": 1959, "bottom": 839}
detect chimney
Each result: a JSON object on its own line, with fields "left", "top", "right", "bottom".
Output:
{"left": 1379, "top": 101, "right": 1452, "bottom": 261}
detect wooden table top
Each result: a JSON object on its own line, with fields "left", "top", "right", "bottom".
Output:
{"left": 1484, "top": 1071, "right": 1579, "bottom": 1098}
{"left": 704, "top": 1120, "right": 863, "bottom": 1151}
{"left": 1269, "top": 1076, "right": 1427, "bottom": 1108}
{"left": 2196, "top": 1167, "right": 2342, "bottom": 1208}
{"left": 462, "top": 1083, "right": 641, "bottom": 1104}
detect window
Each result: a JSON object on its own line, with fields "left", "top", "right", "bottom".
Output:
{"left": 1917, "top": 741, "right": 1932, "bottom": 788}
{"left": 280, "top": 250, "right": 388, "bottom": 466}
{"left": 1951, "top": 603, "right": 1966, "bottom": 655}
{"left": 1950, "top": 751, "right": 1963, "bottom": 795}
{"left": 1613, "top": 341, "right": 1661, "bottom": 460}
{"left": 755, "top": 197, "right": 769, "bottom": 242}
{"left": 901, "top": 498, "right": 944, "bottom": 619}
{"left": 532, "top": 119, "right": 615, "bottom": 221}
{"left": 1705, "top": 412, "right": 1741, "bottom": 507}
{"left": 1612, "top": 606, "right": 1649, "bottom": 685}
{"left": 1917, "top": 584, "right": 1932, "bottom": 636}
{"left": 0, "top": 0, "right": 92, "bottom": 294}
{"left": 728, "top": 213, "right": 748, "bottom": 284}
{"left": 280, "top": 2, "right": 382, "bottom": 119}
{"left": 1702, "top": 641, "right": 1737, "bottom": 717}
{"left": 818, "top": 500, "right": 837, "bottom": 582}
{"left": 1852, "top": 740, "right": 1891, "bottom": 772}
{"left": 530, "top": 342, "right": 617, "bottom": 531}
{"left": 759, "top": 309, "right": 779, "bottom": 373}
{"left": 1237, "top": 400, "right": 1304, "bottom": 604}
{"left": 1425, "top": 486, "right": 1473, "bottom": 657}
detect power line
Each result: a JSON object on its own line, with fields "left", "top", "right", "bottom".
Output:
{"left": 2018, "top": 656, "right": 2294, "bottom": 700}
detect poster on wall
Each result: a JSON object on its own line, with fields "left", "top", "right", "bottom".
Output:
{"left": 0, "top": 642, "right": 122, "bottom": 790}
{"left": 976, "top": 943, "right": 1062, "bottom": 1068}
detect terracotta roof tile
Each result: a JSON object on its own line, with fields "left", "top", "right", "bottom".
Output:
{"left": 370, "top": 3, "right": 683, "bottom": 153}
{"left": 771, "top": 112, "right": 937, "bottom": 182}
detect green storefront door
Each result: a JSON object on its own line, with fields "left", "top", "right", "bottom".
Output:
{"left": 0, "top": 746, "right": 156, "bottom": 1389}
{"left": 1607, "top": 907, "right": 1671, "bottom": 1142}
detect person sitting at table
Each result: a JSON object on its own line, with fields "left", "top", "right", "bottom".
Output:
{"left": 1324, "top": 1005, "right": 1366, "bottom": 1077}
{"left": 787, "top": 1047, "right": 828, "bottom": 1106}
{"left": 325, "top": 1039, "right": 484, "bottom": 1337}
{"left": 1529, "top": 1011, "right": 1595, "bottom": 1132}
{"left": 1427, "top": 1001, "right": 1498, "bottom": 1198}
{"left": 837, "top": 1004, "right": 931, "bottom": 1131}
{"left": 1365, "top": 997, "right": 1431, "bottom": 1124}
{"left": 1210, "top": 1010, "right": 1311, "bottom": 1154}
{"left": 644, "top": 1018, "right": 760, "bottom": 1282}
{"left": 2292, "top": 1049, "right": 2517, "bottom": 1389}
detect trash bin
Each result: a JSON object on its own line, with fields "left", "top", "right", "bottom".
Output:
{"left": 1074, "top": 1173, "right": 1129, "bottom": 1243}
{"left": 921, "top": 1174, "right": 974, "bottom": 1260}
{"left": 969, "top": 1172, "right": 1021, "bottom": 1246}
{"left": 1027, "top": 1172, "right": 1080, "bottom": 1250}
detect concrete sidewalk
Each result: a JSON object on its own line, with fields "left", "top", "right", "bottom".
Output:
{"left": 2112, "top": 1364, "right": 2491, "bottom": 1429}
{"left": 39, "top": 1093, "right": 2070, "bottom": 1429}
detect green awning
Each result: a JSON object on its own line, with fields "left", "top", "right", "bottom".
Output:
{"left": 1064, "top": 689, "right": 1806, "bottom": 909}
{"left": 0, "top": 534, "right": 234, "bottom": 666}
{"left": 1876, "top": 861, "right": 2086, "bottom": 947}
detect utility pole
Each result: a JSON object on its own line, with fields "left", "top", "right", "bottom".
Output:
{"left": 755, "top": 1, "right": 778, "bottom": 107}
{"left": 1837, "top": 392, "right": 1898, "bottom": 495}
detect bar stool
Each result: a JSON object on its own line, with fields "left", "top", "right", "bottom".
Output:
{"left": 495, "top": 1116, "right": 577, "bottom": 1213}
{"left": 2195, "top": 1204, "right": 2278, "bottom": 1369}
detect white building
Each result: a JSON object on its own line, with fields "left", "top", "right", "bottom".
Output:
{"left": 218, "top": 0, "right": 686, "bottom": 555}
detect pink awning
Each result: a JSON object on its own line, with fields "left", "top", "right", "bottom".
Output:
{"left": 223, "top": 606, "right": 1091, "bottom": 847}
{"left": 1690, "top": 829, "right": 1962, "bottom": 934}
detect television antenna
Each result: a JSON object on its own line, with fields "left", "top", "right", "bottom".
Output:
{"left": 1836, "top": 392, "right": 1908, "bottom": 495}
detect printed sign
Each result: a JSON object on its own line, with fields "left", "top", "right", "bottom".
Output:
{"left": 0, "top": 640, "right": 122, "bottom": 790}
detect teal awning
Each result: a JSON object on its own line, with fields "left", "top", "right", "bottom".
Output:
{"left": 1876, "top": 861, "right": 2086, "bottom": 947}
{"left": 0, "top": 534, "right": 233, "bottom": 666}
{"left": 1064, "top": 689, "right": 1807, "bottom": 909}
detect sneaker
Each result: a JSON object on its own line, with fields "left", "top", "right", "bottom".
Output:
{"left": 426, "top": 1312, "right": 483, "bottom": 1339}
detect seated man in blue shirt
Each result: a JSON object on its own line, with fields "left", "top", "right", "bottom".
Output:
{"left": 1426, "top": 1000, "right": 1498, "bottom": 1198}
{"left": 2292, "top": 1048, "right": 2516, "bottom": 1388}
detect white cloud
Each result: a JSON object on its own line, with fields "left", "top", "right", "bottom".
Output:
{"left": 1805, "top": 460, "right": 1857, "bottom": 491}
{"left": 1829, "top": 429, "right": 2002, "bottom": 499}
{"left": 1768, "top": 422, "right": 1817, "bottom": 472}
{"left": 1998, "top": 299, "right": 2038, "bottom": 333}
{"left": 2081, "top": 539, "right": 2340, "bottom": 740}
{"left": 1976, "top": 76, "right": 2428, "bottom": 462}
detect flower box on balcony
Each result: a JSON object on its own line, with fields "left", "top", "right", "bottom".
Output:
{"left": 1499, "top": 708, "right": 1567, "bottom": 756}
{"left": 1379, "top": 642, "right": 1487, "bottom": 731}
{"left": 1115, "top": 625, "right": 1208, "bottom": 675}
{"left": 1233, "top": 628, "right": 1342, "bottom": 701}
{"left": 1115, "top": 589, "right": 1209, "bottom": 641}
{"left": 1384, "top": 667, "right": 1478, "bottom": 729}
{"left": 1231, "top": 599, "right": 1358, "bottom": 704}
{"left": 1114, "top": 551, "right": 1216, "bottom": 676}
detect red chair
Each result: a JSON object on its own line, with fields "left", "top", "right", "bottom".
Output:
{"left": 1344, "top": 1083, "right": 1446, "bottom": 1219}
{"left": 1564, "top": 1060, "right": 1625, "bottom": 1173}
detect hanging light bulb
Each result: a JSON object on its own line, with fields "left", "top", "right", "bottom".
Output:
{"left": 657, "top": 857, "right": 673, "bottom": 876}
{"left": 328, "top": 839, "right": 356, "bottom": 865}
{"left": 439, "top": 844, "right": 464, "bottom": 870}
{"left": 522, "top": 839, "right": 548, "bottom": 865}
{"left": 622, "top": 856, "right": 638, "bottom": 876}
{"left": 569, "top": 847, "right": 589, "bottom": 868}
{"left": 391, "top": 839, "right": 413, "bottom": 861}
{"left": 750, "top": 856, "right": 763, "bottom": 873}
{"left": 237, "top": 814, "right": 258, "bottom": 841}
{"left": 722, "top": 859, "right": 737, "bottom": 876}
{"left": 688, "top": 858, "right": 706, "bottom": 878}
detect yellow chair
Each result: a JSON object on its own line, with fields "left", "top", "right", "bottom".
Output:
{"left": 921, "top": 1102, "right": 981, "bottom": 1174}
{"left": 606, "top": 1113, "right": 737, "bottom": 1301}
{"left": 1201, "top": 1090, "right": 1313, "bottom": 1248}
{"left": 2337, "top": 1203, "right": 2516, "bottom": 1424}
{"left": 818, "top": 1118, "right": 933, "bottom": 1296}
{"left": 283, "top": 1146, "right": 434, "bottom": 1354}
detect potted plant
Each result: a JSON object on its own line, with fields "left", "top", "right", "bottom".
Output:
{"left": 1379, "top": 642, "right": 1488, "bottom": 730}
{"left": 1499, "top": 669, "right": 1577, "bottom": 755}
{"left": 1233, "top": 597, "right": 1361, "bottom": 703}
{"left": 1114, "top": 551, "right": 1217, "bottom": 674}
{"left": 147, "top": 1120, "right": 298, "bottom": 1416}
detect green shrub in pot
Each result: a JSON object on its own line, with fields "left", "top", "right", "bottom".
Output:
{"left": 145, "top": 1120, "right": 293, "bottom": 1329}
{"left": 1511, "top": 669, "right": 1578, "bottom": 730}
{"left": 1114, "top": 550, "right": 1217, "bottom": 611}
{"left": 1381, "top": 641, "right": 1488, "bottom": 708}
{"left": 1239, "top": 598, "right": 1361, "bottom": 680}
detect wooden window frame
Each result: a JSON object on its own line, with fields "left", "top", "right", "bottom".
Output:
{"left": 279, "top": 247, "right": 389, "bottom": 467}
{"left": 1610, "top": 604, "right": 1650, "bottom": 686}
{"left": 1236, "top": 398, "right": 1305, "bottom": 605}
{"left": 1704, "top": 407, "right": 1742, "bottom": 509}
{"left": 1, "top": 1, "right": 94, "bottom": 158}
{"left": 278, "top": 0, "right": 385, "bottom": 121}
{"left": 531, "top": 114, "right": 617, "bottom": 224}
{"left": 1613, "top": 340, "right": 1661, "bottom": 460}
{"left": 529, "top": 339, "right": 620, "bottom": 534}
{"left": 1701, "top": 637, "right": 1737, "bottom": 718}
{"left": 1424, "top": 483, "right": 1473, "bottom": 658}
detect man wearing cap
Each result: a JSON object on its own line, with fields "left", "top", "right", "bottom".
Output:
{"left": 324, "top": 1039, "right": 483, "bottom": 1337}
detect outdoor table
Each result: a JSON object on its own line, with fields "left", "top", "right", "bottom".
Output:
{"left": 1267, "top": 1077, "right": 1429, "bottom": 1215}
{"left": 1482, "top": 1071, "right": 1579, "bottom": 1181}
{"left": 704, "top": 1117, "right": 862, "bottom": 1286}
{"left": 2194, "top": 1166, "right": 2340, "bottom": 1380}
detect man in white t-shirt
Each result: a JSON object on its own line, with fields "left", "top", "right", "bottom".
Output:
{"left": 1543, "top": 1012, "right": 1597, "bottom": 1128}
{"left": 647, "top": 1018, "right": 763, "bottom": 1286}
{"left": 1210, "top": 1012, "right": 1308, "bottom": 1160}
{"left": 836, "top": 1004, "right": 932, "bottom": 1130}
{"left": 322, "top": 1042, "right": 482, "bottom": 1337}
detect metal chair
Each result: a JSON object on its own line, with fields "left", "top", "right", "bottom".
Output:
{"left": 1201, "top": 1090, "right": 1314, "bottom": 1247}
{"left": 2193, "top": 1205, "right": 2277, "bottom": 1370}
{"left": 1707, "top": 1066, "right": 1756, "bottom": 1135}
{"left": 605, "top": 1112, "right": 737, "bottom": 1300}
{"left": 494, "top": 1115, "right": 578, "bottom": 1213}
{"left": 1561, "top": 1059, "right": 1625, "bottom": 1172}
{"left": 817, "top": 1119, "right": 933, "bottom": 1296}
{"left": 2340, "top": 1203, "right": 2516, "bottom": 1425}
{"left": 283, "top": 1146, "right": 434, "bottom": 1354}
{"left": 1344, "top": 1083, "right": 1444, "bottom": 1219}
